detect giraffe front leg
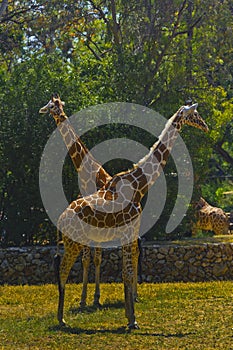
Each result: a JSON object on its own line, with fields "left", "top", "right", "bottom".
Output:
{"left": 80, "top": 246, "right": 91, "bottom": 308}
{"left": 122, "top": 244, "right": 139, "bottom": 330}
{"left": 93, "top": 247, "right": 102, "bottom": 307}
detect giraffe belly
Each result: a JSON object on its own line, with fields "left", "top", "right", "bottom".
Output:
{"left": 58, "top": 212, "right": 140, "bottom": 245}
{"left": 197, "top": 221, "right": 212, "bottom": 231}
{"left": 86, "top": 226, "right": 122, "bottom": 242}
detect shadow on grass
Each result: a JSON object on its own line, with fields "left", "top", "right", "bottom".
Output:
{"left": 69, "top": 300, "right": 125, "bottom": 315}
{"left": 138, "top": 331, "right": 196, "bottom": 338}
{"left": 49, "top": 324, "right": 196, "bottom": 337}
{"left": 49, "top": 300, "right": 194, "bottom": 337}
{"left": 49, "top": 324, "right": 129, "bottom": 334}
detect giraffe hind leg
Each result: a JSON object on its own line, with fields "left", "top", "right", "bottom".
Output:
{"left": 80, "top": 246, "right": 91, "bottom": 308}
{"left": 93, "top": 247, "right": 102, "bottom": 307}
{"left": 122, "top": 244, "right": 139, "bottom": 330}
{"left": 133, "top": 238, "right": 142, "bottom": 302}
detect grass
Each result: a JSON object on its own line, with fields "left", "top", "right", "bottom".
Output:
{"left": 149, "top": 234, "right": 233, "bottom": 246}
{"left": 1, "top": 282, "right": 233, "bottom": 349}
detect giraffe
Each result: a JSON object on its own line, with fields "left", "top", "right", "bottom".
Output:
{"left": 55, "top": 103, "right": 208, "bottom": 329}
{"left": 192, "top": 197, "right": 229, "bottom": 236}
{"left": 39, "top": 94, "right": 141, "bottom": 307}
{"left": 40, "top": 94, "right": 110, "bottom": 307}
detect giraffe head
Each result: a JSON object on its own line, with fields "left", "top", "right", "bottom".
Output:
{"left": 39, "top": 93, "right": 65, "bottom": 118}
{"left": 195, "top": 197, "right": 208, "bottom": 209}
{"left": 175, "top": 103, "right": 209, "bottom": 132}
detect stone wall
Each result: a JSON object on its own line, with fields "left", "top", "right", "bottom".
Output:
{"left": 1, "top": 242, "right": 233, "bottom": 285}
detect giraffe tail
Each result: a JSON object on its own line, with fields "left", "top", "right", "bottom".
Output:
{"left": 54, "top": 253, "right": 61, "bottom": 282}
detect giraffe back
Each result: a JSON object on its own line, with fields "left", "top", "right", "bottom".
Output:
{"left": 194, "top": 197, "right": 229, "bottom": 235}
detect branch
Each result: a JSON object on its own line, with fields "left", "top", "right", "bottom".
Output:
{"left": 174, "top": 14, "right": 204, "bottom": 37}
{"left": 0, "top": 3, "right": 43, "bottom": 23}
{"left": 89, "top": 0, "right": 109, "bottom": 24}
{"left": 214, "top": 143, "right": 233, "bottom": 166}
{"left": 89, "top": 0, "right": 122, "bottom": 46}
{"left": 74, "top": 29, "right": 104, "bottom": 59}
{"left": 0, "top": 0, "right": 7, "bottom": 18}
{"left": 147, "top": 1, "right": 206, "bottom": 106}
{"left": 110, "top": 0, "right": 122, "bottom": 45}
{"left": 151, "top": 0, "right": 188, "bottom": 76}
{"left": 86, "top": 33, "right": 103, "bottom": 54}
{"left": 85, "top": 41, "right": 102, "bottom": 61}
{"left": 145, "top": 0, "right": 188, "bottom": 104}
{"left": 214, "top": 122, "right": 233, "bottom": 166}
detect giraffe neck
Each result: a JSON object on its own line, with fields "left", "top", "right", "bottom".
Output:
{"left": 129, "top": 113, "right": 181, "bottom": 200}
{"left": 55, "top": 115, "right": 89, "bottom": 172}
{"left": 54, "top": 115, "right": 111, "bottom": 192}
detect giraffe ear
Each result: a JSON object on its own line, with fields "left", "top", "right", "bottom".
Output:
{"left": 39, "top": 102, "right": 50, "bottom": 113}
{"left": 191, "top": 103, "right": 198, "bottom": 111}
{"left": 39, "top": 105, "right": 48, "bottom": 113}
{"left": 61, "top": 101, "right": 65, "bottom": 106}
{"left": 39, "top": 100, "right": 54, "bottom": 113}
{"left": 183, "top": 103, "right": 198, "bottom": 115}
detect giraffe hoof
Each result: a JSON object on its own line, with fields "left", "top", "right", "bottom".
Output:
{"left": 93, "top": 301, "right": 102, "bottom": 309}
{"left": 128, "top": 321, "right": 140, "bottom": 330}
{"left": 79, "top": 302, "right": 87, "bottom": 309}
{"left": 59, "top": 319, "right": 67, "bottom": 327}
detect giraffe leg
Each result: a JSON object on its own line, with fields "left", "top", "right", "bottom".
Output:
{"left": 80, "top": 246, "right": 91, "bottom": 308}
{"left": 133, "top": 239, "right": 141, "bottom": 302}
{"left": 57, "top": 239, "right": 83, "bottom": 326}
{"left": 54, "top": 253, "right": 65, "bottom": 326}
{"left": 191, "top": 222, "right": 198, "bottom": 236}
{"left": 132, "top": 246, "right": 138, "bottom": 302}
{"left": 138, "top": 237, "right": 143, "bottom": 284}
{"left": 122, "top": 243, "right": 139, "bottom": 330}
{"left": 93, "top": 247, "right": 102, "bottom": 307}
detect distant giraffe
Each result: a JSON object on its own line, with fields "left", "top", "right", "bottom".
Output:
{"left": 39, "top": 94, "right": 141, "bottom": 306}
{"left": 192, "top": 197, "right": 229, "bottom": 236}
{"left": 54, "top": 103, "right": 208, "bottom": 328}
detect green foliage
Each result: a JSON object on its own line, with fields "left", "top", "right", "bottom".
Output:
{"left": 0, "top": 0, "right": 232, "bottom": 245}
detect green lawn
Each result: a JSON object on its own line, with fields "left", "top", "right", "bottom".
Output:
{"left": 0, "top": 282, "right": 233, "bottom": 349}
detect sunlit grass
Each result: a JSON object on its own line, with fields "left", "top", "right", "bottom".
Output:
{"left": 1, "top": 282, "right": 233, "bottom": 349}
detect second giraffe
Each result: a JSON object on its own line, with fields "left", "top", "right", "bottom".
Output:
{"left": 55, "top": 102, "right": 208, "bottom": 329}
